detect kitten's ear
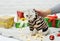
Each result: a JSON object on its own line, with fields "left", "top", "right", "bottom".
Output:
{"left": 33, "top": 9, "right": 36, "bottom": 12}
{"left": 33, "top": 9, "right": 36, "bottom": 11}
{"left": 33, "top": 9, "right": 38, "bottom": 15}
{"left": 33, "top": 9, "right": 41, "bottom": 16}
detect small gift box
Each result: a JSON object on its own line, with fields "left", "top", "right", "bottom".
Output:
{"left": 44, "top": 14, "right": 60, "bottom": 28}
{"left": 15, "top": 18, "right": 29, "bottom": 28}
{"left": 16, "top": 11, "right": 29, "bottom": 28}
{"left": 56, "top": 19, "right": 60, "bottom": 28}
{"left": 15, "top": 22, "right": 29, "bottom": 28}
{"left": 0, "top": 16, "right": 14, "bottom": 29}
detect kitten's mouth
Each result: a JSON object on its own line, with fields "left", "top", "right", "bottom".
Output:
{"left": 29, "top": 18, "right": 33, "bottom": 20}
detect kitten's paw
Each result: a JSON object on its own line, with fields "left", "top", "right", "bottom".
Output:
{"left": 43, "top": 29, "right": 49, "bottom": 36}
{"left": 38, "top": 29, "right": 43, "bottom": 34}
{"left": 30, "top": 31, "right": 36, "bottom": 36}
{"left": 31, "top": 34, "right": 36, "bottom": 36}
{"left": 30, "top": 29, "right": 38, "bottom": 36}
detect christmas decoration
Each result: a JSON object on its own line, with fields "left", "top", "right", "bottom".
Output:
{"left": 0, "top": 16, "right": 14, "bottom": 29}
{"left": 15, "top": 21, "right": 29, "bottom": 28}
{"left": 57, "top": 33, "right": 60, "bottom": 37}
{"left": 49, "top": 35, "right": 55, "bottom": 40}
{"left": 44, "top": 14, "right": 60, "bottom": 28}
{"left": 15, "top": 17, "right": 29, "bottom": 28}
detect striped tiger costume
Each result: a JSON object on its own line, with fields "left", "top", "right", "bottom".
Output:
{"left": 24, "top": 9, "right": 49, "bottom": 35}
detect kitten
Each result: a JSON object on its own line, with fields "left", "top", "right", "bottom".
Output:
{"left": 24, "top": 9, "right": 49, "bottom": 36}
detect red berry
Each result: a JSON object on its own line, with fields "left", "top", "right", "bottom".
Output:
{"left": 49, "top": 35, "right": 54, "bottom": 40}
{"left": 57, "top": 33, "right": 60, "bottom": 37}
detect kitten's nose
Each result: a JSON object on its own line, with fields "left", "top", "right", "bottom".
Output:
{"left": 30, "top": 15, "right": 31, "bottom": 17}
{"left": 29, "top": 17, "right": 30, "bottom": 18}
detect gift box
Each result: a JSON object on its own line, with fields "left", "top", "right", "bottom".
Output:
{"left": 16, "top": 11, "right": 29, "bottom": 28}
{"left": 15, "top": 21, "right": 29, "bottom": 28}
{"left": 0, "top": 16, "right": 14, "bottom": 29}
{"left": 15, "top": 18, "right": 29, "bottom": 28}
{"left": 44, "top": 14, "right": 60, "bottom": 28}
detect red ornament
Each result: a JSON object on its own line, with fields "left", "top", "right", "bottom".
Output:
{"left": 17, "top": 11, "right": 24, "bottom": 18}
{"left": 57, "top": 33, "right": 60, "bottom": 37}
{"left": 49, "top": 35, "right": 54, "bottom": 40}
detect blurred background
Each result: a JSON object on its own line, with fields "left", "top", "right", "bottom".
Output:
{"left": 0, "top": 0, "right": 60, "bottom": 15}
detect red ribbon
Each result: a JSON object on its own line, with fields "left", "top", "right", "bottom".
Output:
{"left": 47, "top": 14, "right": 58, "bottom": 27}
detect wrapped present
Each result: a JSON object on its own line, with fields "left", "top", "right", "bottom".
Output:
{"left": 15, "top": 22, "right": 20, "bottom": 28}
{"left": 16, "top": 11, "right": 29, "bottom": 28}
{"left": 16, "top": 10, "right": 29, "bottom": 28}
{"left": 15, "top": 21, "right": 29, "bottom": 28}
{"left": 56, "top": 18, "right": 60, "bottom": 28}
{"left": 44, "top": 14, "right": 60, "bottom": 28}
{"left": 15, "top": 18, "right": 29, "bottom": 28}
{"left": 0, "top": 16, "right": 14, "bottom": 29}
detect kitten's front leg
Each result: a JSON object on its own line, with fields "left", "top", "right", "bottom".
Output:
{"left": 30, "top": 31, "right": 36, "bottom": 36}
{"left": 38, "top": 29, "right": 43, "bottom": 35}
{"left": 42, "top": 29, "right": 49, "bottom": 35}
{"left": 30, "top": 27, "right": 37, "bottom": 36}
{"left": 38, "top": 28, "right": 49, "bottom": 36}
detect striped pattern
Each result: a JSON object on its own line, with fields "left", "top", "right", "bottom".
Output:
{"left": 28, "top": 14, "right": 48, "bottom": 32}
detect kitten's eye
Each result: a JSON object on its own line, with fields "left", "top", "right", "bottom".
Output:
{"left": 26, "top": 15, "right": 28, "bottom": 17}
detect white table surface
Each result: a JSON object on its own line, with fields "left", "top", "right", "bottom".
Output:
{"left": 0, "top": 35, "right": 19, "bottom": 41}
{"left": 0, "top": 27, "right": 60, "bottom": 41}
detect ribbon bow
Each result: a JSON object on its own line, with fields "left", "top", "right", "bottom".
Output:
{"left": 47, "top": 14, "right": 58, "bottom": 27}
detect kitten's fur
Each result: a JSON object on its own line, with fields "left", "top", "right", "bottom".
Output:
{"left": 24, "top": 9, "right": 49, "bottom": 35}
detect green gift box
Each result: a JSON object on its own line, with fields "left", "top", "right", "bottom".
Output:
{"left": 56, "top": 19, "right": 60, "bottom": 28}
{"left": 15, "top": 22, "right": 29, "bottom": 28}
{"left": 44, "top": 18, "right": 60, "bottom": 28}
{"left": 15, "top": 22, "right": 20, "bottom": 28}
